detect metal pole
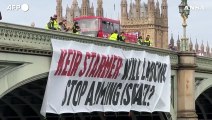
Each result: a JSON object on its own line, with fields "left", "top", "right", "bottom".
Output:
{"left": 183, "top": 16, "right": 187, "bottom": 51}
{"left": 183, "top": 17, "right": 187, "bottom": 40}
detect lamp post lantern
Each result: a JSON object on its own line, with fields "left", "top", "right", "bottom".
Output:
{"left": 179, "top": 0, "right": 190, "bottom": 51}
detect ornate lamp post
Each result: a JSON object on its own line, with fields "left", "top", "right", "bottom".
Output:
{"left": 177, "top": 1, "right": 198, "bottom": 120}
{"left": 179, "top": 0, "right": 190, "bottom": 51}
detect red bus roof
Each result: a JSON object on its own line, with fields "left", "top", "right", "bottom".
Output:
{"left": 73, "top": 16, "right": 120, "bottom": 24}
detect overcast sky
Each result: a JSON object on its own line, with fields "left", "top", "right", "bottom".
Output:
{"left": 0, "top": 0, "right": 212, "bottom": 46}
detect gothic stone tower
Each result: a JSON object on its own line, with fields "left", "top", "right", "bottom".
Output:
{"left": 56, "top": 0, "right": 63, "bottom": 22}
{"left": 56, "top": 0, "right": 103, "bottom": 26}
{"left": 121, "top": 0, "right": 168, "bottom": 48}
{"left": 96, "top": 0, "right": 104, "bottom": 17}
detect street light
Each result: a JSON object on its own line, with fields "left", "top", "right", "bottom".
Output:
{"left": 179, "top": 2, "right": 185, "bottom": 14}
{"left": 178, "top": 1, "right": 190, "bottom": 51}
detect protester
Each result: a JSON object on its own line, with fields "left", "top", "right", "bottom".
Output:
{"left": 109, "top": 30, "right": 119, "bottom": 41}
{"left": 45, "top": 17, "right": 54, "bottom": 30}
{"left": 45, "top": 14, "right": 60, "bottom": 30}
{"left": 52, "top": 15, "right": 60, "bottom": 30}
{"left": 144, "top": 35, "right": 151, "bottom": 46}
{"left": 108, "top": 32, "right": 113, "bottom": 39}
{"left": 59, "top": 19, "right": 70, "bottom": 32}
{"left": 119, "top": 31, "right": 126, "bottom": 42}
{"left": 97, "top": 30, "right": 103, "bottom": 38}
{"left": 72, "top": 22, "right": 81, "bottom": 34}
{"left": 137, "top": 35, "right": 143, "bottom": 45}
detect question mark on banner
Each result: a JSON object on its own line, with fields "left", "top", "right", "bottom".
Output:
{"left": 147, "top": 86, "right": 155, "bottom": 106}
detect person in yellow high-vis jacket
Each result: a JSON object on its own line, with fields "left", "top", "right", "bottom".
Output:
{"left": 144, "top": 35, "right": 152, "bottom": 46}
{"left": 109, "top": 30, "right": 119, "bottom": 41}
{"left": 45, "top": 14, "right": 61, "bottom": 30}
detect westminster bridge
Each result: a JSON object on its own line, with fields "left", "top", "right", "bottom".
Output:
{"left": 0, "top": 22, "right": 212, "bottom": 120}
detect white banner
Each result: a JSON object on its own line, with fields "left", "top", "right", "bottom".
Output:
{"left": 41, "top": 39, "right": 171, "bottom": 116}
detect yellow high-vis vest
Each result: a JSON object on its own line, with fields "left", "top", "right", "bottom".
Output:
{"left": 109, "top": 33, "right": 118, "bottom": 41}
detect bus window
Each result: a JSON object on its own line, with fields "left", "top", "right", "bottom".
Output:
{"left": 75, "top": 19, "right": 99, "bottom": 37}
{"left": 102, "top": 21, "right": 114, "bottom": 34}
{"left": 77, "top": 19, "right": 98, "bottom": 32}
{"left": 110, "top": 23, "right": 114, "bottom": 31}
{"left": 114, "top": 23, "right": 120, "bottom": 33}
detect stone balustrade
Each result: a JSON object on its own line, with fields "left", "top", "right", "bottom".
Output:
{"left": 1, "top": 22, "right": 212, "bottom": 73}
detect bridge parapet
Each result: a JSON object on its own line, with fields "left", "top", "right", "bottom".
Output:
{"left": 196, "top": 56, "right": 212, "bottom": 73}
{"left": 2, "top": 22, "right": 212, "bottom": 73}
{"left": 0, "top": 22, "right": 178, "bottom": 65}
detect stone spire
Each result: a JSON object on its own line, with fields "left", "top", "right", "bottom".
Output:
{"left": 65, "top": 5, "right": 69, "bottom": 16}
{"left": 132, "top": 3, "right": 137, "bottom": 18}
{"left": 87, "top": 0, "right": 92, "bottom": 15}
{"left": 161, "top": 0, "right": 168, "bottom": 18}
{"left": 87, "top": 0, "right": 90, "bottom": 8}
{"left": 75, "top": 6, "right": 81, "bottom": 17}
{"left": 156, "top": 0, "right": 160, "bottom": 18}
{"left": 135, "top": 0, "right": 141, "bottom": 18}
{"left": 81, "top": 0, "right": 89, "bottom": 16}
{"left": 195, "top": 39, "right": 199, "bottom": 53}
{"left": 161, "top": 0, "right": 168, "bottom": 26}
{"left": 148, "top": 0, "right": 155, "bottom": 22}
{"left": 97, "top": 0, "right": 103, "bottom": 17}
{"left": 90, "top": 3, "right": 95, "bottom": 16}
{"left": 177, "top": 34, "right": 180, "bottom": 51}
{"left": 148, "top": 0, "right": 155, "bottom": 13}
{"left": 206, "top": 41, "right": 210, "bottom": 56}
{"left": 65, "top": 5, "right": 70, "bottom": 20}
{"left": 129, "top": 0, "right": 133, "bottom": 18}
{"left": 201, "top": 40, "right": 204, "bottom": 55}
{"left": 70, "top": 0, "right": 79, "bottom": 14}
{"left": 56, "top": 0, "right": 63, "bottom": 22}
{"left": 68, "top": 0, "right": 79, "bottom": 23}
{"left": 72, "top": 0, "right": 78, "bottom": 7}
{"left": 170, "top": 33, "right": 174, "bottom": 46}
{"left": 189, "top": 38, "right": 193, "bottom": 51}
{"left": 140, "top": 2, "right": 147, "bottom": 18}
{"left": 121, "top": 0, "right": 128, "bottom": 20}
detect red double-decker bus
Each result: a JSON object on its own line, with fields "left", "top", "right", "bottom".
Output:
{"left": 74, "top": 16, "right": 120, "bottom": 38}
{"left": 73, "top": 16, "right": 138, "bottom": 43}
